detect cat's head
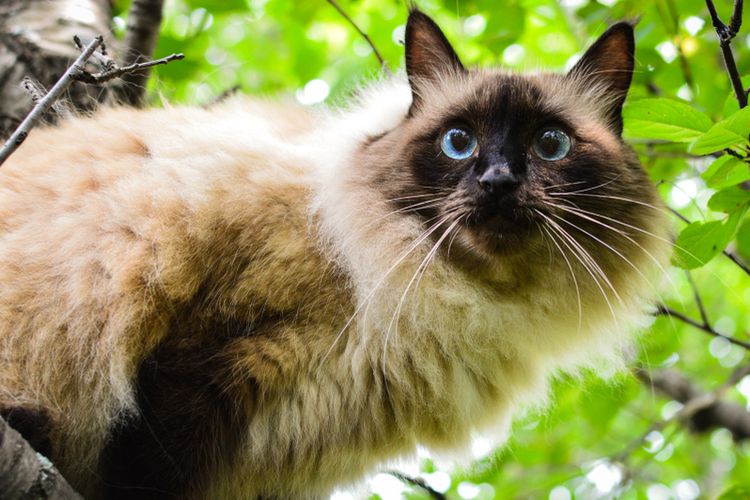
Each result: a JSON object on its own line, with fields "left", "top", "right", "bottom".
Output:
{"left": 359, "top": 9, "right": 665, "bottom": 283}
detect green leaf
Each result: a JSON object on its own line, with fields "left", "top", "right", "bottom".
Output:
{"left": 672, "top": 208, "right": 748, "bottom": 269}
{"left": 623, "top": 98, "right": 712, "bottom": 143}
{"left": 708, "top": 186, "right": 750, "bottom": 212}
{"left": 690, "top": 106, "right": 750, "bottom": 155}
{"left": 701, "top": 155, "right": 750, "bottom": 189}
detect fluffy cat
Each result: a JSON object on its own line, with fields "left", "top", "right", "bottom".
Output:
{"left": 0, "top": 8, "right": 670, "bottom": 499}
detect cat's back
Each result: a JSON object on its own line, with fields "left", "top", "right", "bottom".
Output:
{"left": 0, "top": 98, "right": 341, "bottom": 483}
{"left": 0, "top": 98, "right": 319, "bottom": 231}
{"left": 0, "top": 98, "right": 323, "bottom": 318}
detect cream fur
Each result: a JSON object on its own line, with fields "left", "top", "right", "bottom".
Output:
{"left": 0, "top": 75, "right": 670, "bottom": 499}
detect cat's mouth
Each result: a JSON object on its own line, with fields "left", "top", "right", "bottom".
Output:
{"left": 463, "top": 201, "right": 541, "bottom": 255}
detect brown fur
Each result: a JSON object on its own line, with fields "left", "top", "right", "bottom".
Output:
{"left": 0, "top": 10, "right": 670, "bottom": 499}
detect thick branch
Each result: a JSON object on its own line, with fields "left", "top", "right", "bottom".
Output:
{"left": 0, "top": 416, "right": 81, "bottom": 499}
{"left": 636, "top": 367, "right": 750, "bottom": 441}
{"left": 705, "top": 0, "right": 747, "bottom": 108}
{"left": 615, "top": 362, "right": 750, "bottom": 462}
{"left": 0, "top": 36, "right": 103, "bottom": 166}
{"left": 117, "top": 0, "right": 165, "bottom": 106}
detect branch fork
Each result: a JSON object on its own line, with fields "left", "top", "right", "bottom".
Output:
{"left": 706, "top": 0, "right": 747, "bottom": 107}
{"left": 0, "top": 35, "right": 183, "bottom": 167}
{"left": 72, "top": 35, "right": 183, "bottom": 85}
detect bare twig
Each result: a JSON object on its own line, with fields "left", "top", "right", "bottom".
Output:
{"left": 0, "top": 36, "right": 103, "bottom": 166}
{"left": 73, "top": 34, "right": 183, "bottom": 86}
{"left": 723, "top": 250, "right": 750, "bottom": 276}
{"left": 21, "top": 78, "right": 46, "bottom": 105}
{"left": 74, "top": 36, "right": 117, "bottom": 72}
{"left": 22, "top": 78, "right": 72, "bottom": 118}
{"left": 74, "top": 53, "right": 184, "bottom": 85}
{"left": 655, "top": 304, "right": 750, "bottom": 350}
{"left": 0, "top": 34, "right": 183, "bottom": 167}
{"left": 325, "top": 0, "right": 391, "bottom": 74}
{"left": 118, "top": 0, "right": 166, "bottom": 106}
{"left": 685, "top": 271, "right": 710, "bottom": 326}
{"left": 386, "top": 470, "right": 447, "bottom": 500}
{"left": 204, "top": 86, "right": 242, "bottom": 107}
{"left": 705, "top": 0, "right": 747, "bottom": 108}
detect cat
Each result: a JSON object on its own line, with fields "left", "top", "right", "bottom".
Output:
{"left": 0, "top": 7, "right": 670, "bottom": 499}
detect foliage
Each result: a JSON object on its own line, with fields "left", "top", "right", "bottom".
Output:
{"left": 111, "top": 0, "right": 750, "bottom": 498}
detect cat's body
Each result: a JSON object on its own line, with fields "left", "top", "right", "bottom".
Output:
{"left": 0, "top": 10, "right": 669, "bottom": 499}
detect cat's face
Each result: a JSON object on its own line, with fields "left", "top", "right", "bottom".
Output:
{"left": 364, "top": 10, "right": 661, "bottom": 273}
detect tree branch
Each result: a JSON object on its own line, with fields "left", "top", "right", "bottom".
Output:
{"left": 685, "top": 270, "right": 710, "bottom": 332}
{"left": 74, "top": 53, "right": 184, "bottom": 85}
{"left": 615, "top": 362, "right": 750, "bottom": 462}
{"left": 0, "top": 416, "right": 81, "bottom": 499}
{"left": 386, "top": 470, "right": 447, "bottom": 500}
{"left": 325, "top": 0, "right": 390, "bottom": 74}
{"left": 705, "top": 0, "right": 747, "bottom": 108}
{"left": 0, "top": 35, "right": 183, "bottom": 167}
{"left": 117, "top": 0, "right": 165, "bottom": 106}
{"left": 655, "top": 304, "right": 750, "bottom": 350}
{"left": 0, "top": 36, "right": 103, "bottom": 166}
{"left": 636, "top": 367, "right": 750, "bottom": 441}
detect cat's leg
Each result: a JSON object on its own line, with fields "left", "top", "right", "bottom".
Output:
{"left": 99, "top": 336, "right": 253, "bottom": 499}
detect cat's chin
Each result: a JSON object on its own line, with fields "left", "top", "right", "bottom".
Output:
{"left": 462, "top": 206, "right": 540, "bottom": 257}
{"left": 468, "top": 228, "right": 537, "bottom": 257}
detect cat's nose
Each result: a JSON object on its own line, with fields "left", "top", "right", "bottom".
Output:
{"left": 477, "top": 166, "right": 519, "bottom": 194}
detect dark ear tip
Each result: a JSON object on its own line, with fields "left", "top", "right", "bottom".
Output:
{"left": 603, "top": 21, "right": 636, "bottom": 50}
{"left": 407, "top": 5, "right": 431, "bottom": 26}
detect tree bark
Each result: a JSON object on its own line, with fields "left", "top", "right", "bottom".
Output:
{"left": 0, "top": 416, "right": 81, "bottom": 499}
{"left": 117, "top": 0, "right": 165, "bottom": 107}
{"left": 0, "top": 0, "right": 113, "bottom": 139}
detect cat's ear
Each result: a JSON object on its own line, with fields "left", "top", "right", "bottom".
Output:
{"left": 405, "top": 8, "right": 465, "bottom": 114}
{"left": 568, "top": 22, "right": 635, "bottom": 134}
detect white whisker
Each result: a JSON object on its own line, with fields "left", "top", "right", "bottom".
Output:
{"left": 540, "top": 224, "right": 582, "bottom": 332}
{"left": 545, "top": 174, "right": 624, "bottom": 195}
{"left": 319, "top": 211, "right": 458, "bottom": 365}
{"left": 381, "top": 213, "right": 466, "bottom": 379}
{"left": 548, "top": 192, "right": 668, "bottom": 214}
{"left": 535, "top": 209, "right": 621, "bottom": 326}
{"left": 543, "top": 200, "right": 686, "bottom": 311}
{"left": 547, "top": 210, "right": 652, "bottom": 294}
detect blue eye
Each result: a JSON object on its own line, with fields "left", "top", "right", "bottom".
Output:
{"left": 532, "top": 128, "right": 571, "bottom": 161}
{"left": 441, "top": 128, "right": 477, "bottom": 160}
